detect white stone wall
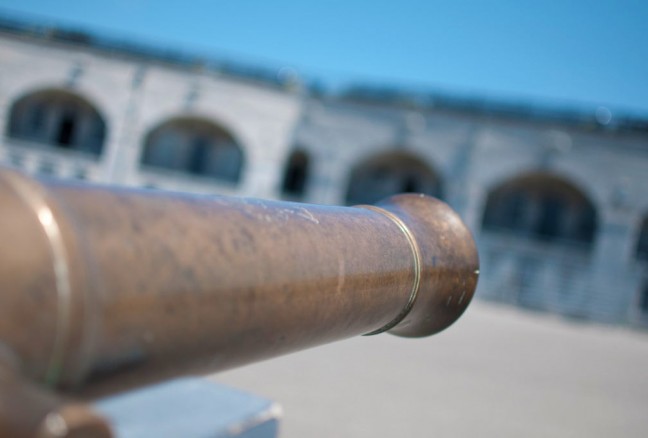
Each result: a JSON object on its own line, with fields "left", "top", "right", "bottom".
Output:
{"left": 0, "top": 32, "right": 303, "bottom": 198}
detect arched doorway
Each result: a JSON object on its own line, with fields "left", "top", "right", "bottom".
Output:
{"left": 7, "top": 88, "right": 106, "bottom": 155}
{"left": 141, "top": 117, "right": 244, "bottom": 184}
{"left": 482, "top": 172, "right": 598, "bottom": 245}
{"left": 345, "top": 152, "right": 442, "bottom": 205}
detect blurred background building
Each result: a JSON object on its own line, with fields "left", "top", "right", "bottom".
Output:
{"left": 1, "top": 16, "right": 647, "bottom": 328}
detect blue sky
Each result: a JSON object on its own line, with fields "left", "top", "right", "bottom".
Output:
{"left": 1, "top": 0, "right": 647, "bottom": 116}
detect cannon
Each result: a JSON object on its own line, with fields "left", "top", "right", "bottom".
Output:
{"left": 0, "top": 167, "right": 479, "bottom": 437}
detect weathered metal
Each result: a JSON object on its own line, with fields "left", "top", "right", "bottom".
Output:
{"left": 0, "top": 167, "right": 478, "bottom": 436}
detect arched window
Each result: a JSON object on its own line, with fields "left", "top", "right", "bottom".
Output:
{"left": 640, "top": 280, "right": 648, "bottom": 314}
{"left": 141, "top": 117, "right": 244, "bottom": 184}
{"left": 345, "top": 152, "right": 442, "bottom": 205}
{"left": 482, "top": 173, "right": 598, "bottom": 245}
{"left": 636, "top": 217, "right": 648, "bottom": 261}
{"left": 281, "top": 149, "right": 310, "bottom": 198}
{"left": 7, "top": 89, "right": 106, "bottom": 155}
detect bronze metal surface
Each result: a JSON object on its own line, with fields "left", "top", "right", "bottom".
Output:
{"left": 0, "top": 167, "right": 478, "bottom": 399}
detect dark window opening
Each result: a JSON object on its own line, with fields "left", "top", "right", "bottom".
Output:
{"left": 537, "top": 197, "right": 564, "bottom": 239}
{"left": 56, "top": 114, "right": 76, "bottom": 147}
{"left": 481, "top": 174, "right": 597, "bottom": 246}
{"left": 189, "top": 137, "right": 210, "bottom": 175}
{"left": 484, "top": 193, "right": 526, "bottom": 232}
{"left": 637, "top": 219, "right": 648, "bottom": 261}
{"left": 401, "top": 176, "right": 418, "bottom": 193}
{"left": 640, "top": 281, "right": 648, "bottom": 313}
{"left": 507, "top": 193, "right": 526, "bottom": 231}
{"left": 281, "top": 151, "right": 309, "bottom": 197}
{"left": 29, "top": 105, "right": 45, "bottom": 133}
{"left": 372, "top": 166, "right": 389, "bottom": 180}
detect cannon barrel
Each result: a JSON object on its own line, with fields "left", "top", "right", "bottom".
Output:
{"left": 0, "top": 167, "right": 478, "bottom": 434}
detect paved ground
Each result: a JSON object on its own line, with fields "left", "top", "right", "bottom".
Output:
{"left": 214, "top": 301, "right": 648, "bottom": 437}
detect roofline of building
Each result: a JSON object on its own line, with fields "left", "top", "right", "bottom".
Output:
{"left": 0, "top": 14, "right": 298, "bottom": 92}
{"left": 0, "top": 12, "right": 646, "bottom": 133}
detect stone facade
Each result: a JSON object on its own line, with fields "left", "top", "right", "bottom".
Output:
{"left": 1, "top": 24, "right": 647, "bottom": 327}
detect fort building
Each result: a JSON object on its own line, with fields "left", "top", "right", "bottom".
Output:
{"left": 1, "top": 18, "right": 647, "bottom": 327}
